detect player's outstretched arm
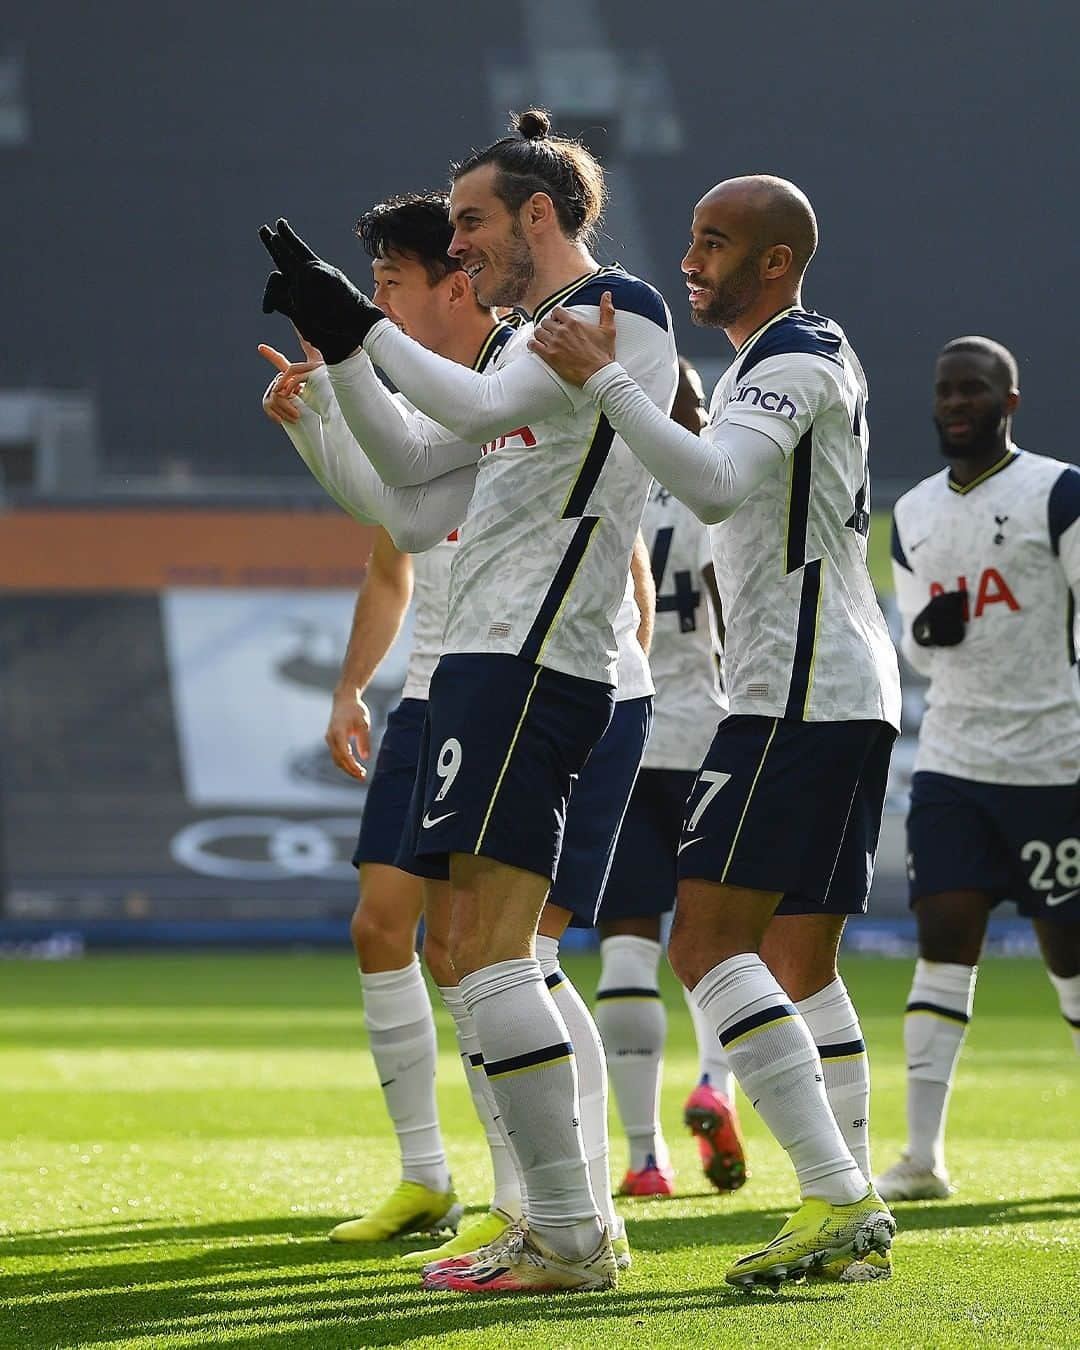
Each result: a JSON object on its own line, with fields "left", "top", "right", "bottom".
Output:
{"left": 531, "top": 293, "right": 786, "bottom": 524}
{"left": 360, "top": 320, "right": 576, "bottom": 443}
{"left": 259, "top": 346, "right": 476, "bottom": 551}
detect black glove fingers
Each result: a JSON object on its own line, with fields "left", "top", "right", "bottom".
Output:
{"left": 275, "top": 219, "right": 319, "bottom": 263}
{"left": 258, "top": 224, "right": 293, "bottom": 272}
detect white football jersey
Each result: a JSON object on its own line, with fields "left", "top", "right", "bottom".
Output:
{"left": 444, "top": 268, "right": 678, "bottom": 685}
{"left": 892, "top": 448, "right": 1080, "bottom": 785}
{"left": 638, "top": 480, "right": 726, "bottom": 768}
{"left": 705, "top": 308, "right": 901, "bottom": 728}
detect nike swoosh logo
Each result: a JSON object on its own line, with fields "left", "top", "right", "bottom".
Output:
{"left": 1045, "top": 888, "right": 1080, "bottom": 907}
{"left": 422, "top": 809, "right": 457, "bottom": 829}
{"left": 909, "top": 537, "right": 929, "bottom": 552}
{"left": 678, "top": 836, "right": 704, "bottom": 854}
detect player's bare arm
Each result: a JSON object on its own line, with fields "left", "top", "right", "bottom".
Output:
{"left": 327, "top": 529, "right": 414, "bottom": 782}
{"left": 630, "top": 530, "right": 655, "bottom": 655}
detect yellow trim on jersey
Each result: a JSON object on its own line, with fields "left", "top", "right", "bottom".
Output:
{"left": 733, "top": 305, "right": 799, "bottom": 360}
{"left": 947, "top": 448, "right": 1019, "bottom": 495}
{"left": 535, "top": 519, "right": 602, "bottom": 664}
{"left": 471, "top": 320, "right": 513, "bottom": 373}
{"left": 724, "top": 1013, "right": 796, "bottom": 1050}
{"left": 561, "top": 411, "right": 603, "bottom": 516}
{"left": 486, "top": 1053, "right": 575, "bottom": 1081}
{"left": 802, "top": 558, "right": 827, "bottom": 717}
{"left": 720, "top": 718, "right": 780, "bottom": 883}
{"left": 473, "top": 667, "right": 543, "bottom": 853}
{"left": 533, "top": 266, "right": 619, "bottom": 324}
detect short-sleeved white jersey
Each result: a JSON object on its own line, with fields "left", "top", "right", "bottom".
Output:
{"left": 892, "top": 448, "right": 1080, "bottom": 785}
{"left": 442, "top": 267, "right": 678, "bottom": 685}
{"left": 705, "top": 307, "right": 901, "bottom": 728}
{"left": 638, "top": 480, "right": 726, "bottom": 768}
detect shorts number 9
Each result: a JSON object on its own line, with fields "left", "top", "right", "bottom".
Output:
{"left": 434, "top": 738, "right": 463, "bottom": 802}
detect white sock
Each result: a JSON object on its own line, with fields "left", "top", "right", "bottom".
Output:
{"left": 595, "top": 935, "right": 670, "bottom": 1173}
{"left": 438, "top": 984, "right": 523, "bottom": 1220}
{"left": 904, "top": 959, "right": 977, "bottom": 1173}
{"left": 461, "top": 958, "right": 601, "bottom": 1259}
{"left": 797, "top": 977, "right": 872, "bottom": 1183}
{"left": 1046, "top": 970, "right": 1080, "bottom": 1054}
{"left": 536, "top": 935, "right": 620, "bottom": 1234}
{"left": 683, "top": 983, "right": 735, "bottom": 1100}
{"left": 692, "top": 954, "right": 866, "bottom": 1205}
{"left": 360, "top": 959, "right": 450, "bottom": 1193}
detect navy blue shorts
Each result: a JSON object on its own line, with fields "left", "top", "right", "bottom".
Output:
{"left": 599, "top": 768, "right": 697, "bottom": 921}
{"left": 352, "top": 698, "right": 426, "bottom": 869}
{"left": 557, "top": 696, "right": 652, "bottom": 927}
{"left": 907, "top": 771, "right": 1080, "bottom": 920}
{"left": 395, "top": 653, "right": 615, "bottom": 884}
{"left": 677, "top": 714, "right": 895, "bottom": 914}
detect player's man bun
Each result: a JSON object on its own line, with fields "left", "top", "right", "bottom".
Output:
{"left": 453, "top": 111, "right": 606, "bottom": 243}
{"left": 516, "top": 108, "right": 552, "bottom": 140}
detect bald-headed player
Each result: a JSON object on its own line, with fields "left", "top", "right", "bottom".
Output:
{"left": 880, "top": 337, "right": 1080, "bottom": 1201}
{"left": 531, "top": 175, "right": 900, "bottom": 1288}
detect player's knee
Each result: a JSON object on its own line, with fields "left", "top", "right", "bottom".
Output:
{"left": 422, "top": 928, "right": 456, "bottom": 987}
{"left": 667, "top": 923, "right": 711, "bottom": 990}
{"left": 350, "top": 901, "right": 416, "bottom": 967}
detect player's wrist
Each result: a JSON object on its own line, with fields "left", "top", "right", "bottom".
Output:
{"left": 582, "top": 361, "right": 626, "bottom": 401}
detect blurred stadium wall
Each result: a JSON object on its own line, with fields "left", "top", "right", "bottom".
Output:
{"left": 1, "top": 2, "right": 1075, "bottom": 944}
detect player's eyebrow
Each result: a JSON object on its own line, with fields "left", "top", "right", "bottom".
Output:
{"left": 698, "top": 226, "right": 732, "bottom": 241}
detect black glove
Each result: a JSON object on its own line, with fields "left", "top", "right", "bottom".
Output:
{"left": 912, "top": 590, "right": 967, "bottom": 647}
{"left": 258, "top": 219, "right": 386, "bottom": 364}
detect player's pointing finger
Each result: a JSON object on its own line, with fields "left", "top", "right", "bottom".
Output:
{"left": 276, "top": 219, "right": 319, "bottom": 262}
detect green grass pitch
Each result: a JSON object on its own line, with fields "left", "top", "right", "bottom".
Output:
{"left": 2, "top": 952, "right": 1076, "bottom": 1349}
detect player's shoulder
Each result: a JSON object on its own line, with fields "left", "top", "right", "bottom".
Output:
{"left": 894, "top": 466, "right": 951, "bottom": 519}
{"left": 735, "top": 308, "right": 845, "bottom": 382}
{"left": 539, "top": 265, "right": 670, "bottom": 331}
{"left": 1032, "top": 449, "right": 1080, "bottom": 548}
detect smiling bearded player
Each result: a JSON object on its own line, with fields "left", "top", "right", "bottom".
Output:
{"left": 879, "top": 337, "right": 1080, "bottom": 1201}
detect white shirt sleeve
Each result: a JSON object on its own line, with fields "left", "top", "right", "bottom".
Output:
{"left": 325, "top": 349, "right": 483, "bottom": 488}
{"left": 890, "top": 508, "right": 934, "bottom": 676}
{"left": 362, "top": 317, "right": 575, "bottom": 442}
{"left": 583, "top": 362, "right": 785, "bottom": 524}
{"left": 282, "top": 369, "right": 476, "bottom": 553}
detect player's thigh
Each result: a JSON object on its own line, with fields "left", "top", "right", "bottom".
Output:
{"left": 448, "top": 853, "right": 553, "bottom": 975}
{"left": 668, "top": 877, "right": 783, "bottom": 989}
{"left": 906, "top": 772, "right": 1010, "bottom": 922}
{"left": 351, "top": 863, "right": 424, "bottom": 972}
{"left": 913, "top": 891, "right": 993, "bottom": 965}
{"left": 598, "top": 767, "right": 693, "bottom": 928}
{"left": 421, "top": 879, "right": 455, "bottom": 987}
{"left": 678, "top": 716, "right": 885, "bottom": 902}
{"left": 761, "top": 912, "right": 847, "bottom": 1002}
{"left": 1032, "top": 916, "right": 1080, "bottom": 978}
{"left": 414, "top": 654, "right": 614, "bottom": 886}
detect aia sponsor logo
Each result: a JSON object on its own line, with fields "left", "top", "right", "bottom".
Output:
{"left": 481, "top": 426, "right": 536, "bottom": 457}
{"left": 929, "top": 567, "right": 1019, "bottom": 617}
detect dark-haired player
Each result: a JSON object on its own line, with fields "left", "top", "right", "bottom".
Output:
{"left": 263, "top": 189, "right": 657, "bottom": 1273}
{"left": 879, "top": 337, "right": 1080, "bottom": 1201}
{"left": 595, "top": 358, "right": 748, "bottom": 1199}
{"left": 259, "top": 124, "right": 677, "bottom": 1294}
{"left": 531, "top": 174, "right": 900, "bottom": 1287}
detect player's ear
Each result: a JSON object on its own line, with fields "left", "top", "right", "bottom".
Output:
{"left": 1005, "top": 388, "right": 1020, "bottom": 416}
{"left": 447, "top": 269, "right": 470, "bottom": 306}
{"left": 763, "top": 243, "right": 793, "bottom": 280}
{"left": 525, "top": 191, "right": 555, "bottom": 232}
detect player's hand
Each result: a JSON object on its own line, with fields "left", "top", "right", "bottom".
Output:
{"left": 325, "top": 685, "right": 372, "bottom": 782}
{"left": 258, "top": 343, "right": 322, "bottom": 424}
{"left": 529, "top": 290, "right": 617, "bottom": 386}
{"left": 912, "top": 590, "right": 967, "bottom": 647}
{"left": 259, "top": 219, "right": 385, "bottom": 364}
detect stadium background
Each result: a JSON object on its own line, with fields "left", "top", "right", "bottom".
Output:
{"left": 2, "top": 1, "right": 1077, "bottom": 946}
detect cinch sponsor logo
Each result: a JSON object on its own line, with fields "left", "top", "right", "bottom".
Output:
{"left": 481, "top": 426, "right": 537, "bottom": 456}
{"left": 929, "top": 567, "right": 1020, "bottom": 617}
{"left": 732, "top": 385, "right": 797, "bottom": 418}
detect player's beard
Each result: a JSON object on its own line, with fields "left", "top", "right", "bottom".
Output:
{"left": 933, "top": 401, "right": 1007, "bottom": 459}
{"left": 691, "top": 248, "right": 766, "bottom": 328}
{"left": 476, "top": 218, "right": 535, "bottom": 308}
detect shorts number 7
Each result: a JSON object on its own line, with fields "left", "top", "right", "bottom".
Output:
{"left": 686, "top": 770, "right": 732, "bottom": 833}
